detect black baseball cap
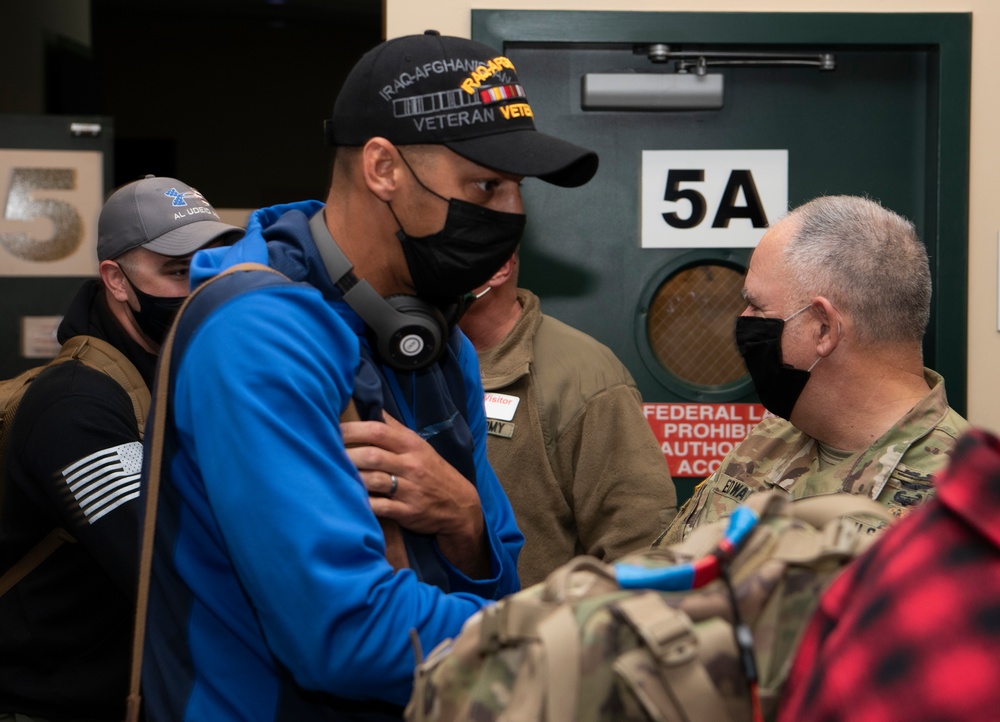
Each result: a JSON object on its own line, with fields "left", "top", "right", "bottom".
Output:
{"left": 98, "top": 175, "right": 244, "bottom": 261}
{"left": 326, "top": 31, "right": 599, "bottom": 188}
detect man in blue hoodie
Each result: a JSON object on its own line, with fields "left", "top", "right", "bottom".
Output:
{"left": 140, "top": 31, "right": 598, "bottom": 721}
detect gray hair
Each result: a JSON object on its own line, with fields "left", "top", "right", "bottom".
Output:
{"left": 781, "top": 195, "right": 931, "bottom": 346}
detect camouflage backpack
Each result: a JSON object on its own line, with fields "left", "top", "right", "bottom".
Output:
{"left": 405, "top": 490, "right": 889, "bottom": 722}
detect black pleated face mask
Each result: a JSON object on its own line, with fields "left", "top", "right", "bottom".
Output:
{"left": 120, "top": 267, "right": 185, "bottom": 346}
{"left": 395, "top": 198, "right": 525, "bottom": 303}
{"left": 390, "top": 150, "right": 526, "bottom": 306}
{"left": 734, "top": 305, "right": 815, "bottom": 421}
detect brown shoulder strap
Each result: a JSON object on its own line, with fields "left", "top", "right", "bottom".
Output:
{"left": 0, "top": 342, "right": 87, "bottom": 510}
{"left": 63, "top": 335, "right": 151, "bottom": 439}
{"left": 0, "top": 528, "right": 77, "bottom": 597}
{"left": 126, "top": 262, "right": 281, "bottom": 722}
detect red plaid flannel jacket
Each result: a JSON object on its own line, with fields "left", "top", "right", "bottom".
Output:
{"left": 779, "top": 429, "right": 1000, "bottom": 722}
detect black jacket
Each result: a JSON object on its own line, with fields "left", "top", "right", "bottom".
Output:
{"left": 0, "top": 280, "right": 156, "bottom": 720}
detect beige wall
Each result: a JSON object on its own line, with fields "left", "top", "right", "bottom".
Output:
{"left": 387, "top": 0, "right": 1000, "bottom": 434}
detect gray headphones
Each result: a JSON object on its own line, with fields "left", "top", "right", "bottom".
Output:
{"left": 309, "top": 211, "right": 448, "bottom": 371}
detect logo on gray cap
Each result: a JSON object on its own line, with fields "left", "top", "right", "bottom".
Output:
{"left": 97, "top": 175, "right": 242, "bottom": 261}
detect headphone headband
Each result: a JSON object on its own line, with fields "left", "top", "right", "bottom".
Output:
{"left": 308, "top": 210, "right": 447, "bottom": 371}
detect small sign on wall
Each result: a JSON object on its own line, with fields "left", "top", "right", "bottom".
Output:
{"left": 21, "top": 316, "right": 63, "bottom": 359}
{"left": 641, "top": 149, "right": 788, "bottom": 249}
{"left": 0, "top": 149, "right": 103, "bottom": 276}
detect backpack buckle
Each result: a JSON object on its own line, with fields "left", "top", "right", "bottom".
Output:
{"left": 614, "top": 592, "right": 697, "bottom": 666}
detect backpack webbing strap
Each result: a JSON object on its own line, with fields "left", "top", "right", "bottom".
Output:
{"left": 505, "top": 639, "right": 548, "bottom": 720}
{"left": 0, "top": 335, "right": 149, "bottom": 600}
{"left": 500, "top": 601, "right": 581, "bottom": 722}
{"left": 62, "top": 335, "right": 151, "bottom": 439}
{"left": 541, "top": 555, "right": 619, "bottom": 604}
{"left": 477, "top": 596, "right": 553, "bottom": 652}
{"left": 538, "top": 605, "right": 581, "bottom": 722}
{"left": 125, "top": 262, "right": 283, "bottom": 722}
{"left": 787, "top": 492, "right": 892, "bottom": 529}
{"left": 471, "top": 589, "right": 588, "bottom": 722}
{"left": 763, "top": 494, "right": 893, "bottom": 566}
{"left": 613, "top": 592, "right": 732, "bottom": 722}
{"left": 770, "top": 519, "right": 864, "bottom": 566}
{"left": 0, "top": 527, "right": 77, "bottom": 597}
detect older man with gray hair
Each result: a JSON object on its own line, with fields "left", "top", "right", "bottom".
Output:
{"left": 657, "top": 195, "right": 968, "bottom": 545}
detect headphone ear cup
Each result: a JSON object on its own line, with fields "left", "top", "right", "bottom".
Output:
{"left": 372, "top": 295, "right": 448, "bottom": 371}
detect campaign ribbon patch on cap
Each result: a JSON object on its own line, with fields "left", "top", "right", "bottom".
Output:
{"left": 478, "top": 84, "right": 526, "bottom": 105}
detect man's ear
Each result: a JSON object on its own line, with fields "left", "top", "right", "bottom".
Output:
{"left": 99, "top": 259, "right": 132, "bottom": 303}
{"left": 469, "top": 252, "right": 518, "bottom": 298}
{"left": 488, "top": 253, "right": 517, "bottom": 287}
{"left": 812, "top": 296, "right": 843, "bottom": 357}
{"left": 361, "top": 137, "right": 400, "bottom": 202}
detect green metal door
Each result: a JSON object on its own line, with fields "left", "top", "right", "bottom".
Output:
{"left": 473, "top": 11, "right": 970, "bottom": 496}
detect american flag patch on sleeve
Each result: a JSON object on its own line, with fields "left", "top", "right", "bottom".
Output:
{"left": 61, "top": 441, "right": 142, "bottom": 524}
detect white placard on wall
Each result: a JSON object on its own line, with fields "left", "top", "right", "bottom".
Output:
{"left": 0, "top": 149, "right": 103, "bottom": 276}
{"left": 641, "top": 149, "right": 788, "bottom": 249}
{"left": 21, "top": 315, "right": 64, "bottom": 358}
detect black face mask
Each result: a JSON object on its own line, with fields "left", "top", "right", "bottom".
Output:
{"left": 120, "top": 268, "right": 185, "bottom": 346}
{"left": 734, "top": 309, "right": 814, "bottom": 421}
{"left": 390, "top": 153, "right": 526, "bottom": 303}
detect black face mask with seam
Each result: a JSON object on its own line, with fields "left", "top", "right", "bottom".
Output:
{"left": 390, "top": 150, "right": 526, "bottom": 306}
{"left": 734, "top": 315, "right": 812, "bottom": 421}
{"left": 394, "top": 198, "right": 525, "bottom": 303}
{"left": 119, "top": 268, "right": 185, "bottom": 346}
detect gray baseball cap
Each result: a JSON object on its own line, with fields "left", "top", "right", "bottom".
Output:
{"left": 97, "top": 175, "right": 243, "bottom": 261}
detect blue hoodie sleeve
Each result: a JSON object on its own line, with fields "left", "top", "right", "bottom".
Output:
{"left": 171, "top": 281, "right": 502, "bottom": 707}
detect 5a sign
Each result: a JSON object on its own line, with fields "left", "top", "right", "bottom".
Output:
{"left": 0, "top": 149, "right": 103, "bottom": 276}
{"left": 641, "top": 150, "right": 788, "bottom": 249}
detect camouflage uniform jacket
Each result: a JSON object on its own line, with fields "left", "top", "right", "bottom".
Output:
{"left": 657, "top": 369, "right": 968, "bottom": 546}
{"left": 477, "top": 289, "right": 677, "bottom": 586}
